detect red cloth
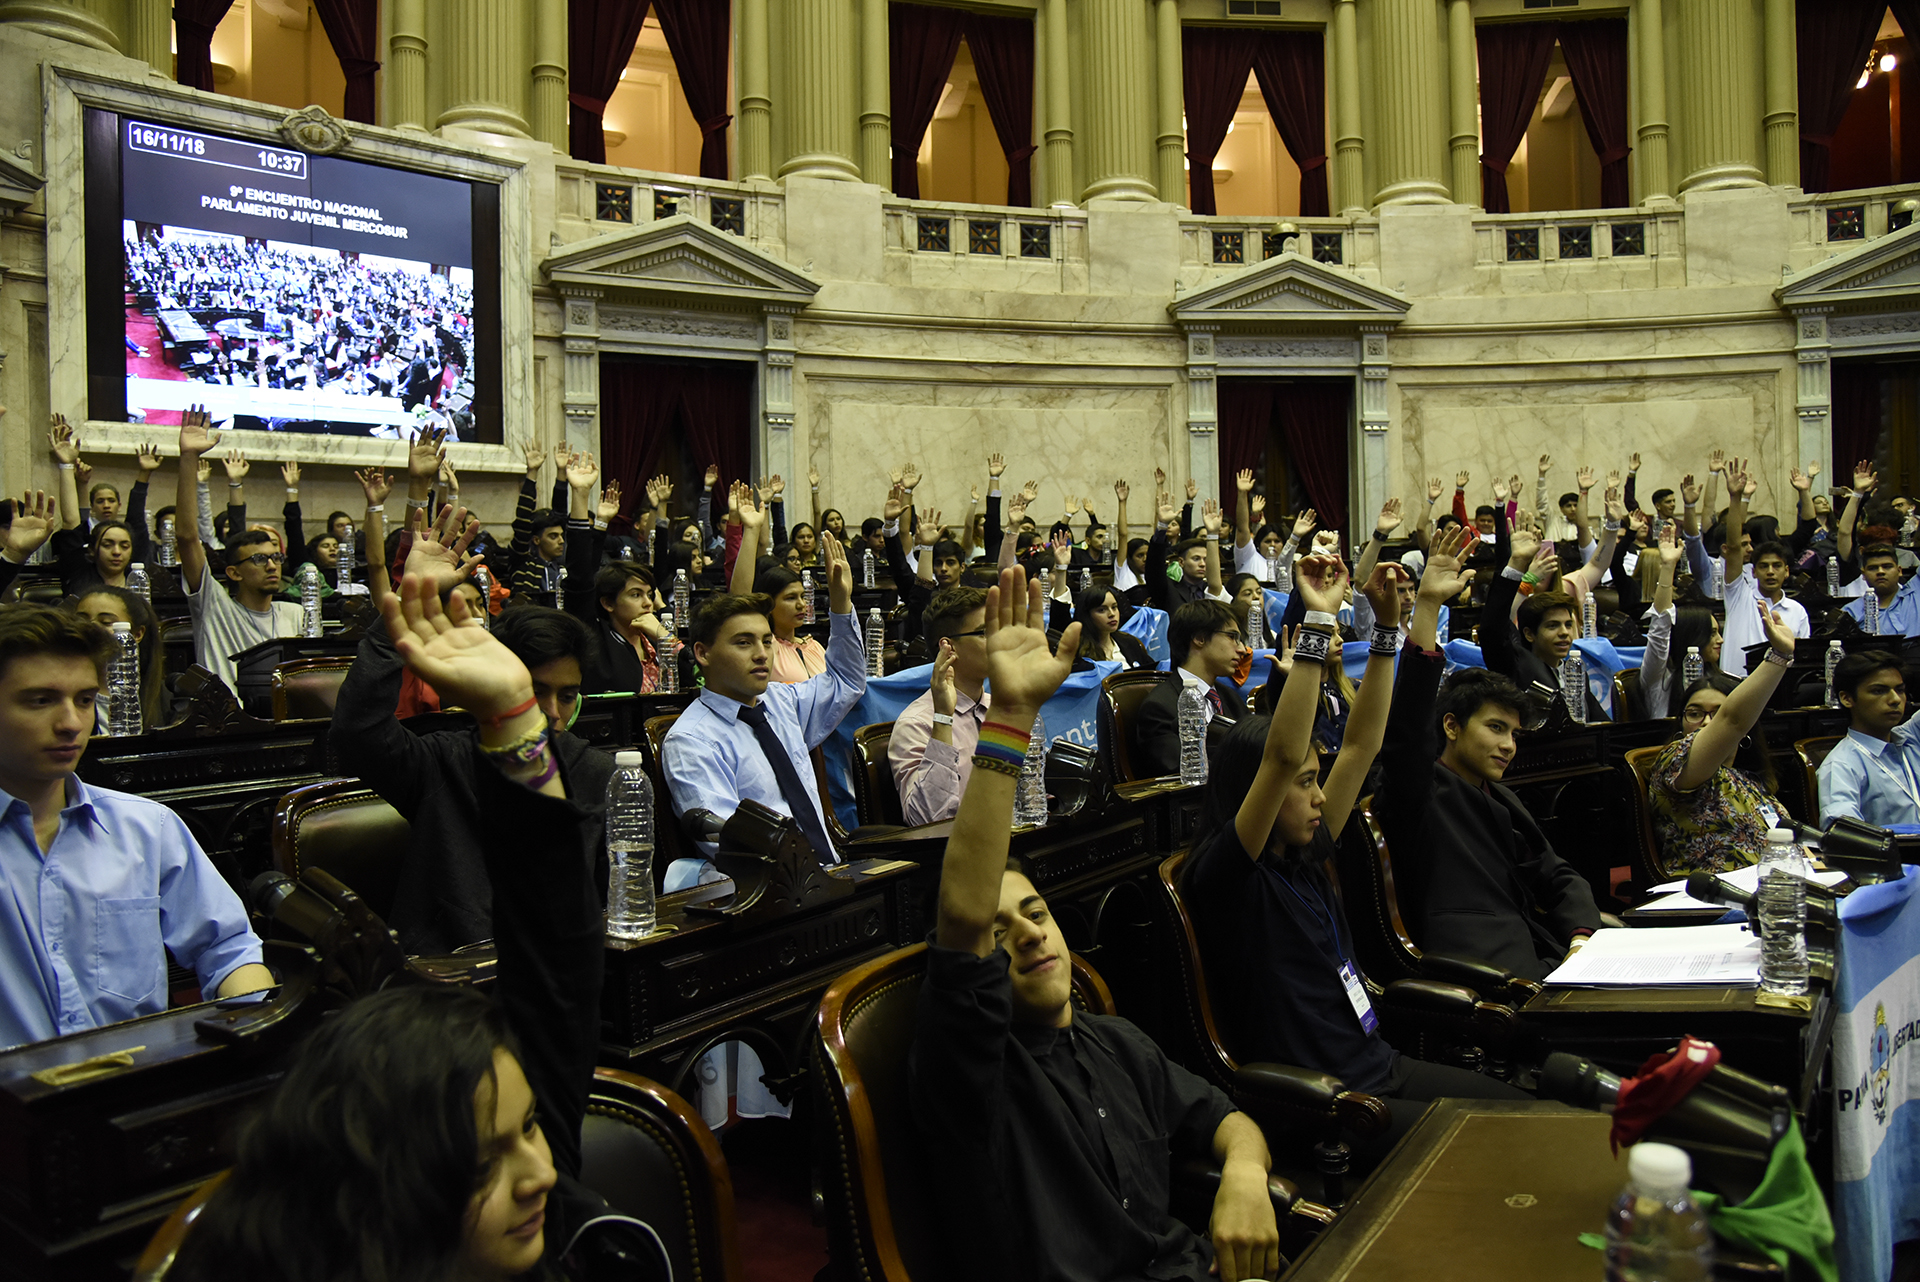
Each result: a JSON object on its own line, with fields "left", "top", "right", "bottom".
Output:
{"left": 1610, "top": 1035, "right": 1723, "bottom": 1154}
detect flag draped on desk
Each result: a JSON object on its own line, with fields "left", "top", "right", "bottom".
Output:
{"left": 1832, "top": 865, "right": 1920, "bottom": 1282}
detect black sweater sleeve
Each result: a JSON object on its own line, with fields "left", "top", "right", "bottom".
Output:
{"left": 984, "top": 494, "right": 1002, "bottom": 560}
{"left": 126, "top": 480, "right": 152, "bottom": 566}
{"left": 327, "top": 627, "right": 433, "bottom": 816}
{"left": 1479, "top": 566, "right": 1523, "bottom": 681}
{"left": 1375, "top": 645, "right": 1445, "bottom": 915}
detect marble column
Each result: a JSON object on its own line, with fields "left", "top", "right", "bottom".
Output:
{"left": 388, "top": 0, "right": 429, "bottom": 132}
{"left": 1791, "top": 312, "right": 1832, "bottom": 479}
{"left": 1153, "top": 0, "right": 1184, "bottom": 205}
{"left": 1357, "top": 329, "right": 1393, "bottom": 540}
{"left": 739, "top": 0, "right": 772, "bottom": 180}
{"left": 0, "top": 0, "right": 120, "bottom": 52}
{"left": 1445, "top": 0, "right": 1479, "bottom": 207}
{"left": 1636, "top": 0, "right": 1671, "bottom": 201}
{"left": 1184, "top": 328, "right": 1219, "bottom": 503}
{"left": 858, "top": 0, "right": 889, "bottom": 186}
{"left": 1081, "top": 0, "right": 1155, "bottom": 202}
{"left": 1043, "top": 0, "right": 1075, "bottom": 206}
{"left": 436, "top": 0, "right": 530, "bottom": 136}
{"left": 1675, "top": 0, "right": 1763, "bottom": 192}
{"left": 1331, "top": 0, "right": 1365, "bottom": 215}
{"left": 124, "top": 0, "right": 170, "bottom": 76}
{"left": 1762, "top": 0, "right": 1798, "bottom": 187}
{"left": 560, "top": 292, "right": 601, "bottom": 447}
{"left": 529, "top": 0, "right": 567, "bottom": 153}
{"left": 778, "top": 0, "right": 861, "bottom": 181}
{"left": 1370, "top": 0, "right": 1449, "bottom": 205}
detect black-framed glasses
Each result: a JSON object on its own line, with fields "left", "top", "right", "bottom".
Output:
{"left": 240, "top": 552, "right": 286, "bottom": 567}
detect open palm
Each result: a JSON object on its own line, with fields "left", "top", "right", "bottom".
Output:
{"left": 984, "top": 567, "right": 1078, "bottom": 714}
{"left": 381, "top": 573, "right": 532, "bottom": 715}
{"left": 404, "top": 504, "right": 480, "bottom": 592}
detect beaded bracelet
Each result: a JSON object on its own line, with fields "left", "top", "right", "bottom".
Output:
{"left": 478, "top": 724, "right": 546, "bottom": 759}
{"left": 976, "top": 720, "right": 1031, "bottom": 772}
{"left": 1370, "top": 626, "right": 1400, "bottom": 656}
{"left": 1293, "top": 628, "right": 1332, "bottom": 664}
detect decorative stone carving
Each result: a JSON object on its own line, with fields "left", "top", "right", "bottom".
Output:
{"left": 769, "top": 315, "right": 792, "bottom": 342}
{"left": 1217, "top": 338, "right": 1353, "bottom": 360}
{"left": 277, "top": 105, "right": 351, "bottom": 156}
{"left": 1829, "top": 313, "right": 1920, "bottom": 338}
{"left": 599, "top": 310, "right": 759, "bottom": 340}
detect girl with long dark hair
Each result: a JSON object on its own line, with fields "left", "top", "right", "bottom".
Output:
{"left": 1071, "top": 586, "right": 1154, "bottom": 669}
{"left": 72, "top": 586, "right": 171, "bottom": 729}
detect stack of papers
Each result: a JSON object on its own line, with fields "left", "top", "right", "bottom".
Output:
{"left": 1543, "top": 924, "right": 1763, "bottom": 987}
{"left": 1636, "top": 864, "right": 1849, "bottom": 913}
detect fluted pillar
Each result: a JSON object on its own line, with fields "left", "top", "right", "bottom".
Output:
{"left": 388, "top": 0, "right": 429, "bottom": 131}
{"left": 1371, "top": 0, "right": 1449, "bottom": 205}
{"left": 1153, "top": 0, "right": 1184, "bottom": 204}
{"left": 1331, "top": 0, "right": 1365, "bottom": 215}
{"left": 0, "top": 0, "right": 120, "bottom": 52}
{"left": 1636, "top": 0, "right": 1671, "bottom": 201}
{"left": 739, "top": 0, "right": 772, "bottom": 179}
{"left": 1675, "top": 0, "right": 1763, "bottom": 191}
{"left": 123, "top": 0, "right": 169, "bottom": 75}
{"left": 779, "top": 0, "right": 861, "bottom": 181}
{"left": 436, "top": 0, "right": 529, "bottom": 136}
{"left": 1081, "top": 0, "right": 1156, "bottom": 202}
{"left": 858, "top": 0, "right": 889, "bottom": 185}
{"left": 529, "top": 0, "right": 567, "bottom": 153}
{"left": 1762, "top": 0, "right": 1798, "bottom": 186}
{"left": 1445, "top": 0, "right": 1479, "bottom": 206}
{"left": 1043, "top": 0, "right": 1075, "bottom": 205}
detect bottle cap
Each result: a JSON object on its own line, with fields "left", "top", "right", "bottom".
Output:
{"left": 1626, "top": 1142, "right": 1692, "bottom": 1191}
{"left": 111, "top": 621, "right": 131, "bottom": 634}
{"left": 1765, "top": 827, "right": 1795, "bottom": 843}
{"left": 614, "top": 750, "right": 644, "bottom": 767}
{"left": 130, "top": 562, "right": 145, "bottom": 571}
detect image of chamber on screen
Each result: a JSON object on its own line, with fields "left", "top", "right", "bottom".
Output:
{"left": 121, "top": 222, "right": 476, "bottom": 437}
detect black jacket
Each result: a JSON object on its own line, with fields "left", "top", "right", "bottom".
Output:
{"left": 1480, "top": 564, "right": 1609, "bottom": 722}
{"left": 328, "top": 626, "right": 615, "bottom": 955}
{"left": 1373, "top": 645, "right": 1601, "bottom": 981}
{"left": 1131, "top": 672, "right": 1238, "bottom": 779}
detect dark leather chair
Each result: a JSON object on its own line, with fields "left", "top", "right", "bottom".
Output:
{"left": 641, "top": 711, "right": 696, "bottom": 876}
{"left": 813, "top": 943, "right": 1334, "bottom": 1282}
{"left": 1099, "top": 669, "right": 1175, "bottom": 784}
{"left": 1612, "top": 667, "right": 1650, "bottom": 723}
{"left": 1622, "top": 744, "right": 1673, "bottom": 889}
{"left": 852, "top": 722, "right": 905, "bottom": 827}
{"left": 271, "top": 779, "right": 410, "bottom": 923}
{"left": 581, "top": 1067, "right": 743, "bottom": 1282}
{"left": 130, "top": 1171, "right": 227, "bottom": 1280}
{"left": 1794, "top": 734, "right": 1843, "bottom": 824}
{"left": 270, "top": 655, "right": 354, "bottom": 720}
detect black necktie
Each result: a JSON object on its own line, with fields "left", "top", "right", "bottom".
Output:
{"left": 734, "top": 702, "right": 837, "bottom": 862}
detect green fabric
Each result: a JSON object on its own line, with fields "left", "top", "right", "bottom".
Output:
{"left": 1690, "top": 1118, "right": 1837, "bottom": 1282}
{"left": 278, "top": 577, "right": 336, "bottom": 599}
{"left": 1577, "top": 1232, "right": 1606, "bottom": 1251}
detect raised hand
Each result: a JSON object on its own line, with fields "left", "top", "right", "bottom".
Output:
{"left": 1538, "top": 453, "right": 1552, "bottom": 477}
{"left": 1739, "top": 467, "right": 1758, "bottom": 498}
{"left": 890, "top": 463, "right": 905, "bottom": 487}
{"left": 1051, "top": 531, "right": 1073, "bottom": 567}
{"left": 1114, "top": 479, "right": 1130, "bottom": 502}
{"left": 901, "top": 463, "right": 922, "bottom": 491}
{"left": 355, "top": 468, "right": 393, "bottom": 507}
{"left": 381, "top": 572, "right": 531, "bottom": 719}
{"left": 970, "top": 483, "right": 981, "bottom": 504}
{"left": 1375, "top": 497, "right": 1404, "bottom": 536}
{"left": 1854, "top": 460, "right": 1877, "bottom": 492}
{"left": 1061, "top": 494, "right": 1080, "bottom": 519}
{"left": 987, "top": 453, "right": 1006, "bottom": 479}
{"left": 1235, "top": 468, "right": 1255, "bottom": 493}
{"left": 1292, "top": 508, "right": 1317, "bottom": 539}
{"left": 413, "top": 427, "right": 449, "bottom": 480}
{"left": 1428, "top": 476, "right": 1444, "bottom": 502}
{"left": 1293, "top": 552, "right": 1349, "bottom": 616}
{"left": 522, "top": 439, "right": 545, "bottom": 477}
{"left": 1360, "top": 563, "right": 1408, "bottom": 630}
{"left": 1273, "top": 624, "right": 1299, "bottom": 677}
{"left": 440, "top": 457, "right": 460, "bottom": 493}
{"left": 915, "top": 511, "right": 943, "bottom": 546}
{"left": 1628, "top": 510, "right": 1650, "bottom": 540}
{"left": 1491, "top": 476, "right": 1509, "bottom": 502}
{"left": 1420, "top": 524, "right": 1478, "bottom": 602}
{"left": 768, "top": 474, "right": 786, "bottom": 497}
{"left": 281, "top": 461, "right": 300, "bottom": 487}
{"left": 1184, "top": 476, "right": 1199, "bottom": 502}
{"left": 1202, "top": 498, "right": 1224, "bottom": 536}
{"left": 1707, "top": 449, "right": 1725, "bottom": 475}
{"left": 822, "top": 529, "right": 853, "bottom": 609}
{"left": 1154, "top": 466, "right": 1167, "bottom": 491}
{"left": 703, "top": 462, "right": 720, "bottom": 487}
{"left": 1019, "top": 478, "right": 1039, "bottom": 505}
{"left": 49, "top": 415, "right": 78, "bottom": 465}
{"left": 1156, "top": 491, "right": 1177, "bottom": 525}
{"left": 1760, "top": 600, "right": 1796, "bottom": 658}
{"left": 1603, "top": 486, "right": 1626, "bottom": 522}
{"left": 739, "top": 484, "right": 768, "bottom": 529}
{"left": 197, "top": 458, "right": 212, "bottom": 484}
{"left": 1680, "top": 473, "right": 1700, "bottom": 506}
{"left": 1576, "top": 465, "right": 1595, "bottom": 491}
{"left": 1806, "top": 460, "right": 1821, "bottom": 481}
{"left": 808, "top": 466, "right": 821, "bottom": 489}
{"left": 565, "top": 449, "right": 599, "bottom": 491}
{"left": 597, "top": 480, "right": 623, "bottom": 524}
{"left": 1006, "top": 492, "right": 1031, "bottom": 524}
{"left": 1251, "top": 493, "right": 1267, "bottom": 520}
{"left": 222, "top": 448, "right": 249, "bottom": 480}
{"left": 982, "top": 565, "right": 1078, "bottom": 718}
{"left": 1605, "top": 469, "right": 1622, "bottom": 492}
{"left": 883, "top": 484, "right": 908, "bottom": 523}
{"left": 929, "top": 638, "right": 958, "bottom": 717}
{"left": 726, "top": 480, "right": 747, "bottom": 521}
{"left": 1790, "top": 466, "right": 1810, "bottom": 492}
{"left": 1082, "top": 497, "right": 1096, "bottom": 515}
{"left": 74, "top": 459, "right": 91, "bottom": 487}
{"left": 1658, "top": 521, "right": 1681, "bottom": 567}
{"left": 1455, "top": 470, "right": 1470, "bottom": 490}
{"left": 136, "top": 442, "right": 163, "bottom": 473}
{"left": 403, "top": 500, "right": 480, "bottom": 593}
{"left": 1628, "top": 452, "right": 1642, "bottom": 474}
{"left": 3, "top": 490, "right": 56, "bottom": 561}
{"left": 1509, "top": 524, "right": 1541, "bottom": 568}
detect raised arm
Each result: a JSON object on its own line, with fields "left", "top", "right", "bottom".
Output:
{"left": 1201, "top": 499, "right": 1226, "bottom": 596}
{"left": 49, "top": 416, "right": 82, "bottom": 530}
{"left": 1574, "top": 464, "right": 1596, "bottom": 548}
{"left": 1320, "top": 563, "right": 1407, "bottom": 839}
{"left": 1565, "top": 484, "right": 1622, "bottom": 597}
{"left": 731, "top": 484, "right": 765, "bottom": 596}
{"left": 1233, "top": 469, "right": 1255, "bottom": 548}
{"left": 355, "top": 469, "right": 394, "bottom": 604}
{"left": 1112, "top": 478, "right": 1130, "bottom": 546}
{"left": 1416, "top": 476, "right": 1442, "bottom": 550}
{"left": 1838, "top": 460, "right": 1874, "bottom": 562}
{"left": 1352, "top": 498, "right": 1402, "bottom": 589}
{"left": 959, "top": 483, "right": 980, "bottom": 563}
{"left": 128, "top": 443, "right": 161, "bottom": 564}
{"left": 1722, "top": 459, "right": 1752, "bottom": 580}
{"left": 807, "top": 465, "right": 824, "bottom": 534}
{"left": 1673, "top": 601, "right": 1796, "bottom": 791}
{"left": 1232, "top": 553, "right": 1343, "bottom": 858}
{"left": 174, "top": 406, "right": 218, "bottom": 589}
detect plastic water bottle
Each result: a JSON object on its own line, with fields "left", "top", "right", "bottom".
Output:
{"left": 799, "top": 569, "right": 815, "bottom": 625}
{"left": 1014, "top": 719, "right": 1049, "bottom": 827}
{"left": 1177, "top": 682, "right": 1209, "bottom": 785}
{"left": 1824, "top": 640, "right": 1844, "bottom": 708}
{"left": 672, "top": 568, "right": 692, "bottom": 631}
{"left": 1757, "top": 828, "right": 1809, "bottom": 998}
{"left": 604, "top": 751, "right": 657, "bottom": 941}
{"left": 1079, "top": 566, "right": 1092, "bottom": 593}
{"left": 1865, "top": 590, "right": 1881, "bottom": 636}
{"left": 1581, "top": 592, "right": 1597, "bottom": 639}
{"left": 1604, "top": 1142, "right": 1713, "bottom": 1282}
{"left": 861, "top": 547, "right": 876, "bottom": 589}
{"left": 1561, "top": 651, "right": 1589, "bottom": 725}
{"left": 863, "top": 607, "right": 885, "bottom": 676}
{"left": 1276, "top": 557, "right": 1294, "bottom": 595}
{"left": 1265, "top": 552, "right": 1280, "bottom": 587}
{"left": 656, "top": 610, "right": 680, "bottom": 694}
{"left": 107, "top": 621, "right": 143, "bottom": 737}
{"left": 155, "top": 516, "right": 177, "bottom": 568}
{"left": 337, "top": 521, "right": 356, "bottom": 592}
{"left": 471, "top": 564, "right": 494, "bottom": 629}
{"left": 126, "top": 563, "right": 150, "bottom": 603}
{"left": 298, "top": 561, "right": 323, "bottom": 637}
{"left": 1039, "top": 566, "right": 1051, "bottom": 599}
{"left": 1246, "top": 597, "right": 1266, "bottom": 651}
{"left": 1681, "top": 646, "right": 1703, "bottom": 687}
{"left": 1826, "top": 555, "right": 1841, "bottom": 598}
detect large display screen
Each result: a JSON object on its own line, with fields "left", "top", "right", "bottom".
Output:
{"left": 110, "top": 117, "right": 485, "bottom": 438}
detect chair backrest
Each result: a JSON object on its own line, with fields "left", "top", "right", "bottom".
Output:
{"left": 1099, "top": 669, "right": 1175, "bottom": 784}
{"left": 1794, "top": 734, "right": 1843, "bottom": 825}
{"left": 814, "top": 943, "right": 1114, "bottom": 1282}
{"left": 852, "top": 722, "right": 905, "bottom": 827}
{"left": 1612, "top": 667, "right": 1649, "bottom": 724}
{"left": 1621, "top": 744, "right": 1671, "bottom": 889}
{"left": 580, "top": 1068, "right": 743, "bottom": 1282}
{"left": 270, "top": 655, "right": 354, "bottom": 721}
{"left": 131, "top": 1172, "right": 228, "bottom": 1281}
{"left": 270, "top": 779, "right": 410, "bottom": 922}
{"left": 641, "top": 712, "right": 691, "bottom": 873}
{"left": 1152, "top": 851, "right": 1242, "bottom": 1093}
{"left": 1331, "top": 803, "right": 1424, "bottom": 987}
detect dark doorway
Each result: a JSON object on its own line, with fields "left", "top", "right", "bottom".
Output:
{"left": 1832, "top": 357, "right": 1920, "bottom": 504}
{"left": 598, "top": 354, "right": 756, "bottom": 531}
{"left": 1217, "top": 377, "right": 1354, "bottom": 545}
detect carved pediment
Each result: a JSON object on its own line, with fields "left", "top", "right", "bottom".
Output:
{"left": 542, "top": 215, "right": 819, "bottom": 310}
{"left": 0, "top": 148, "right": 45, "bottom": 219}
{"left": 1172, "top": 252, "right": 1410, "bottom": 329}
{"left": 1778, "top": 223, "right": 1920, "bottom": 313}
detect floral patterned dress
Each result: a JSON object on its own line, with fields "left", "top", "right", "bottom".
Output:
{"left": 1648, "top": 731, "right": 1785, "bottom": 874}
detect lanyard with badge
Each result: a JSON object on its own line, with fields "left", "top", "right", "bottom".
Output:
{"left": 1278, "top": 867, "right": 1377, "bottom": 1033}
{"left": 1866, "top": 741, "right": 1920, "bottom": 816}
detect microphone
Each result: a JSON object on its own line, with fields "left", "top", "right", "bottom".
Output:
{"left": 681, "top": 809, "right": 727, "bottom": 844}
{"left": 1538, "top": 1051, "right": 1788, "bottom": 1157}
{"left": 1683, "top": 872, "right": 1837, "bottom": 926}
{"left": 251, "top": 871, "right": 349, "bottom": 945}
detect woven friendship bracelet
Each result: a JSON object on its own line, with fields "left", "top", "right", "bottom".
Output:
{"left": 1370, "top": 626, "right": 1400, "bottom": 656}
{"left": 976, "top": 720, "right": 1032, "bottom": 770}
{"left": 971, "top": 755, "right": 1024, "bottom": 779}
{"left": 1293, "top": 629, "right": 1332, "bottom": 664}
{"left": 479, "top": 725, "right": 548, "bottom": 762}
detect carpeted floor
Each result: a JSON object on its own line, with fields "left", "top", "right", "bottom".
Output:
{"left": 722, "top": 1118, "right": 830, "bottom": 1282}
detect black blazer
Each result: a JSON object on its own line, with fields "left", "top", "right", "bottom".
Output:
{"left": 1131, "top": 674, "right": 1238, "bottom": 779}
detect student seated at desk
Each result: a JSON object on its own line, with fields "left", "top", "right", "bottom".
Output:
{"left": 0, "top": 604, "right": 273, "bottom": 1050}
{"left": 1069, "top": 585, "right": 1156, "bottom": 671}
{"left": 662, "top": 531, "right": 866, "bottom": 890}
{"left": 890, "top": 586, "right": 990, "bottom": 827}
{"left": 1818, "top": 650, "right": 1918, "bottom": 828}
{"left": 912, "top": 565, "right": 1283, "bottom": 1282}
{"left": 1131, "top": 600, "right": 1248, "bottom": 778}
{"left": 1187, "top": 528, "right": 1528, "bottom": 1147}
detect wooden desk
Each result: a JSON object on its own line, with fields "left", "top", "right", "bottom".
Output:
{"left": 1279, "top": 1100, "right": 1622, "bottom": 1282}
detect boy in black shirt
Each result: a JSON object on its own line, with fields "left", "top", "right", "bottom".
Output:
{"left": 911, "top": 566, "right": 1281, "bottom": 1282}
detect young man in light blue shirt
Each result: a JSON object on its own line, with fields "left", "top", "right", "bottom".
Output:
{"left": 1820, "top": 650, "right": 1920, "bottom": 828}
{"left": 1844, "top": 543, "right": 1919, "bottom": 639}
{"left": 0, "top": 604, "right": 271, "bottom": 1049}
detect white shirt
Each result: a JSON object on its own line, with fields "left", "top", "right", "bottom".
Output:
{"left": 184, "top": 562, "right": 307, "bottom": 696}
{"left": 1720, "top": 567, "right": 1809, "bottom": 677}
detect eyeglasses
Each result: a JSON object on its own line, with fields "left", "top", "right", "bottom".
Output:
{"left": 239, "top": 552, "right": 286, "bottom": 567}
{"left": 1681, "top": 704, "right": 1721, "bottom": 726}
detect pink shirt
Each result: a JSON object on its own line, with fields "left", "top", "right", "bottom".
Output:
{"left": 888, "top": 687, "right": 990, "bottom": 827}
{"left": 768, "top": 634, "right": 827, "bottom": 685}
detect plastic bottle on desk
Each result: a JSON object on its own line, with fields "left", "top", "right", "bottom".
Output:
{"left": 1757, "top": 828, "right": 1809, "bottom": 998}
{"left": 1038, "top": 567, "right": 1052, "bottom": 600}
{"left": 1177, "top": 683, "right": 1209, "bottom": 785}
{"left": 604, "top": 751, "right": 657, "bottom": 941}
{"left": 337, "top": 522, "right": 356, "bottom": 592}
{"left": 1826, "top": 556, "right": 1841, "bottom": 598}
{"left": 1582, "top": 593, "right": 1597, "bottom": 639}
{"left": 1245, "top": 597, "right": 1265, "bottom": 651}
{"left": 1014, "top": 720, "right": 1049, "bottom": 827}
{"left": 1265, "top": 552, "right": 1280, "bottom": 588}
{"left": 107, "top": 621, "right": 142, "bottom": 737}
{"left": 1604, "top": 1142, "right": 1713, "bottom": 1282}
{"left": 298, "top": 562, "right": 323, "bottom": 638}
{"left": 126, "top": 563, "right": 150, "bottom": 603}
{"left": 1824, "top": 640, "right": 1844, "bottom": 708}
{"left": 155, "top": 516, "right": 177, "bottom": 568}
{"left": 1079, "top": 566, "right": 1091, "bottom": 593}
{"left": 861, "top": 548, "right": 875, "bottom": 589}
{"left": 471, "top": 565, "right": 494, "bottom": 628}
{"left": 1865, "top": 591, "right": 1882, "bottom": 636}
{"left": 1561, "top": 651, "right": 1589, "bottom": 725}
{"left": 673, "top": 568, "right": 692, "bottom": 631}
{"left": 1681, "top": 647, "right": 1703, "bottom": 687}
{"left": 864, "top": 607, "right": 885, "bottom": 677}
{"left": 656, "top": 613, "right": 680, "bottom": 694}
{"left": 799, "top": 570, "right": 815, "bottom": 624}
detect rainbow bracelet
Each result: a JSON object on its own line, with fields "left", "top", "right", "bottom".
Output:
{"left": 976, "top": 720, "right": 1032, "bottom": 771}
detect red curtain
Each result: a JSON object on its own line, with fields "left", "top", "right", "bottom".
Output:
{"left": 568, "top": 0, "right": 651, "bottom": 164}
{"left": 654, "top": 0, "right": 733, "bottom": 180}
{"left": 1182, "top": 27, "right": 1258, "bottom": 216}
{"left": 1475, "top": 22, "right": 1557, "bottom": 214}
{"left": 889, "top": 3, "right": 966, "bottom": 198}
{"left": 1273, "top": 381, "right": 1351, "bottom": 538}
{"left": 599, "top": 358, "right": 681, "bottom": 529}
{"left": 1251, "top": 31, "right": 1330, "bottom": 217}
{"left": 310, "top": 0, "right": 380, "bottom": 124}
{"left": 675, "top": 362, "right": 755, "bottom": 514}
{"left": 1555, "top": 19, "right": 1631, "bottom": 209}
{"left": 174, "top": 0, "right": 236, "bottom": 92}
{"left": 1829, "top": 361, "right": 1884, "bottom": 480}
{"left": 963, "top": 10, "right": 1037, "bottom": 207}
{"left": 1217, "top": 381, "right": 1274, "bottom": 499}
{"left": 1796, "top": 0, "right": 1885, "bottom": 193}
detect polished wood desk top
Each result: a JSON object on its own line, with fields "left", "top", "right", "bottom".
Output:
{"left": 1280, "top": 1100, "right": 1619, "bottom": 1282}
